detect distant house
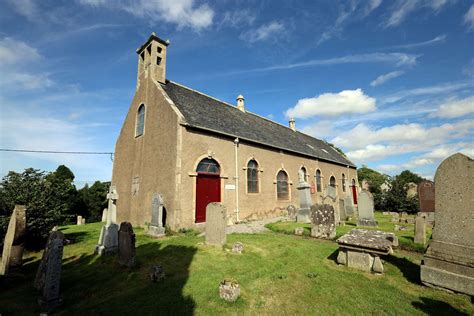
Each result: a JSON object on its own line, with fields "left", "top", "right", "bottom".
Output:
{"left": 112, "top": 33, "right": 359, "bottom": 229}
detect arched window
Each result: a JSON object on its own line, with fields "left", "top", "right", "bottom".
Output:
{"left": 196, "top": 158, "right": 220, "bottom": 174}
{"left": 277, "top": 170, "right": 289, "bottom": 200}
{"left": 247, "top": 160, "right": 259, "bottom": 193}
{"left": 352, "top": 178, "right": 356, "bottom": 186}
{"left": 136, "top": 104, "right": 145, "bottom": 136}
{"left": 330, "top": 176, "right": 336, "bottom": 188}
{"left": 342, "top": 173, "right": 346, "bottom": 192}
{"left": 299, "top": 167, "right": 308, "bottom": 182}
{"left": 316, "top": 169, "right": 322, "bottom": 192}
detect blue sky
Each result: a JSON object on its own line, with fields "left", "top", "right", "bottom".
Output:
{"left": 0, "top": 0, "right": 473, "bottom": 187}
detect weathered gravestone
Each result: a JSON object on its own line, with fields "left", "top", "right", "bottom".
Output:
{"left": 420, "top": 153, "right": 474, "bottom": 296}
{"left": 357, "top": 190, "right": 378, "bottom": 227}
{"left": 148, "top": 193, "right": 165, "bottom": 237}
{"left": 414, "top": 215, "right": 426, "bottom": 245}
{"left": 0, "top": 205, "right": 26, "bottom": 277}
{"left": 95, "top": 185, "right": 119, "bottom": 255}
{"left": 406, "top": 182, "right": 418, "bottom": 198}
{"left": 339, "top": 198, "right": 346, "bottom": 222}
{"left": 34, "top": 231, "right": 65, "bottom": 311}
{"left": 205, "top": 203, "right": 227, "bottom": 246}
{"left": 81, "top": 218, "right": 86, "bottom": 225}
{"left": 361, "top": 179, "right": 369, "bottom": 190}
{"left": 344, "top": 195, "right": 355, "bottom": 218}
{"left": 309, "top": 204, "right": 336, "bottom": 239}
{"left": 287, "top": 204, "right": 297, "bottom": 219}
{"left": 76, "top": 215, "right": 83, "bottom": 225}
{"left": 296, "top": 182, "right": 312, "bottom": 223}
{"left": 219, "top": 280, "right": 240, "bottom": 302}
{"left": 418, "top": 181, "right": 435, "bottom": 224}
{"left": 118, "top": 222, "right": 136, "bottom": 268}
{"left": 101, "top": 208, "right": 107, "bottom": 222}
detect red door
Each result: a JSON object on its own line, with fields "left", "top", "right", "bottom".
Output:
{"left": 195, "top": 174, "right": 221, "bottom": 223}
{"left": 352, "top": 185, "right": 358, "bottom": 205}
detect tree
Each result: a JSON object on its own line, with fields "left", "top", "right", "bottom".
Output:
{"left": 383, "top": 173, "right": 421, "bottom": 214}
{"left": 396, "top": 170, "right": 424, "bottom": 186}
{"left": 77, "top": 181, "right": 109, "bottom": 222}
{"left": 357, "top": 166, "right": 389, "bottom": 210}
{"left": 325, "top": 142, "right": 347, "bottom": 158}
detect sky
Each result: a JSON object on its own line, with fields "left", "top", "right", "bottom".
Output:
{"left": 0, "top": 0, "right": 473, "bottom": 187}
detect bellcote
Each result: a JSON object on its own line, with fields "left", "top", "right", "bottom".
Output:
{"left": 136, "top": 32, "right": 169, "bottom": 85}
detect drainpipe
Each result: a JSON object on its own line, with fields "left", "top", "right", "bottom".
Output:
{"left": 234, "top": 138, "right": 240, "bottom": 222}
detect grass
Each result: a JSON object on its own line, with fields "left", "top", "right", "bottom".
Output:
{"left": 0, "top": 221, "right": 471, "bottom": 315}
{"left": 266, "top": 211, "right": 432, "bottom": 253}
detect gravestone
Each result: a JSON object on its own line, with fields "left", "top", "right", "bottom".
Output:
{"left": 76, "top": 216, "right": 83, "bottom": 225}
{"left": 81, "top": 218, "right": 86, "bottom": 225}
{"left": 205, "top": 203, "right": 227, "bottom": 246}
{"left": 361, "top": 179, "right": 369, "bottom": 190}
{"left": 339, "top": 198, "right": 346, "bottom": 221}
{"left": 219, "top": 280, "right": 240, "bottom": 302}
{"left": 0, "top": 205, "right": 27, "bottom": 276}
{"left": 406, "top": 182, "right": 418, "bottom": 198}
{"left": 296, "top": 182, "right": 312, "bottom": 223}
{"left": 34, "top": 231, "right": 65, "bottom": 311}
{"left": 414, "top": 215, "right": 426, "bottom": 245}
{"left": 148, "top": 193, "right": 165, "bottom": 237}
{"left": 309, "top": 204, "right": 336, "bottom": 239}
{"left": 421, "top": 153, "right": 474, "bottom": 296}
{"left": 118, "top": 222, "right": 136, "bottom": 268}
{"left": 95, "top": 185, "right": 119, "bottom": 255}
{"left": 101, "top": 209, "right": 107, "bottom": 222}
{"left": 232, "top": 242, "right": 244, "bottom": 254}
{"left": 286, "top": 204, "right": 297, "bottom": 219}
{"left": 418, "top": 181, "right": 435, "bottom": 224}
{"left": 344, "top": 195, "right": 354, "bottom": 217}
{"left": 357, "top": 190, "right": 378, "bottom": 227}
{"left": 327, "top": 186, "right": 336, "bottom": 199}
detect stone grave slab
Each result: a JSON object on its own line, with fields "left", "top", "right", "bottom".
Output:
{"left": 414, "top": 215, "right": 426, "bottom": 245}
{"left": 205, "top": 203, "right": 227, "bottom": 246}
{"left": 357, "top": 190, "right": 378, "bottom": 227}
{"left": 118, "top": 222, "right": 136, "bottom": 268}
{"left": 148, "top": 193, "right": 165, "bottom": 237}
{"left": 296, "top": 182, "right": 312, "bottom": 223}
{"left": 309, "top": 203, "right": 336, "bottom": 239}
{"left": 420, "top": 153, "right": 474, "bottom": 296}
{"left": 0, "top": 205, "right": 26, "bottom": 276}
{"left": 95, "top": 185, "right": 119, "bottom": 255}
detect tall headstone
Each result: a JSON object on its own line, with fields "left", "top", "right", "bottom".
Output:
{"left": 95, "top": 185, "right": 119, "bottom": 255}
{"left": 339, "top": 198, "right": 346, "bottom": 222}
{"left": 344, "top": 195, "right": 355, "bottom": 217}
{"left": 118, "top": 222, "right": 136, "bottom": 268}
{"left": 34, "top": 231, "right": 65, "bottom": 311}
{"left": 309, "top": 203, "right": 336, "bottom": 239}
{"left": 357, "top": 190, "right": 378, "bottom": 227}
{"left": 101, "top": 209, "right": 107, "bottom": 222}
{"left": 0, "top": 205, "right": 27, "bottom": 276}
{"left": 76, "top": 215, "right": 83, "bottom": 225}
{"left": 421, "top": 153, "right": 474, "bottom": 296}
{"left": 148, "top": 193, "right": 165, "bottom": 237}
{"left": 205, "top": 203, "right": 227, "bottom": 246}
{"left": 414, "top": 215, "right": 426, "bottom": 245}
{"left": 296, "top": 182, "right": 312, "bottom": 223}
{"left": 418, "top": 181, "right": 435, "bottom": 224}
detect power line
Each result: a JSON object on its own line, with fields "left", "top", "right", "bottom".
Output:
{"left": 0, "top": 148, "right": 114, "bottom": 161}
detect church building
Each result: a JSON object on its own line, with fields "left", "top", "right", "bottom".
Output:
{"left": 112, "top": 33, "right": 359, "bottom": 230}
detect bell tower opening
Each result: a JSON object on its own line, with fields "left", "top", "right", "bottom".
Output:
{"left": 136, "top": 32, "right": 170, "bottom": 85}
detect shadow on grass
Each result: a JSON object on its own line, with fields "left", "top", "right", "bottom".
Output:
{"left": 1, "top": 239, "right": 197, "bottom": 315}
{"left": 412, "top": 297, "right": 469, "bottom": 316}
{"left": 63, "top": 231, "right": 89, "bottom": 244}
{"left": 384, "top": 255, "right": 420, "bottom": 285}
{"left": 327, "top": 249, "right": 339, "bottom": 262}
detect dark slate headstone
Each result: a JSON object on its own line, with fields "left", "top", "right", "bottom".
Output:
{"left": 309, "top": 203, "right": 336, "bottom": 239}
{"left": 118, "top": 222, "right": 136, "bottom": 268}
{"left": 418, "top": 181, "right": 435, "bottom": 213}
{"left": 34, "top": 231, "right": 65, "bottom": 311}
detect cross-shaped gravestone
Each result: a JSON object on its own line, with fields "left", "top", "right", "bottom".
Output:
{"left": 95, "top": 185, "right": 119, "bottom": 255}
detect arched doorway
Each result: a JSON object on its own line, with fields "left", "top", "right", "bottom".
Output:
{"left": 351, "top": 179, "right": 358, "bottom": 205}
{"left": 195, "top": 158, "right": 221, "bottom": 223}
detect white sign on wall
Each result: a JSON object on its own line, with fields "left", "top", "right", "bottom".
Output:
{"left": 225, "top": 184, "right": 236, "bottom": 190}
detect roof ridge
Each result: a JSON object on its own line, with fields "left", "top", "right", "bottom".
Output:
{"left": 168, "top": 80, "right": 304, "bottom": 134}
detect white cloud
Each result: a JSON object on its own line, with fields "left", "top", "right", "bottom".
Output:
{"left": 286, "top": 89, "right": 376, "bottom": 119}
{"left": 219, "top": 10, "right": 256, "bottom": 29}
{"left": 463, "top": 4, "right": 474, "bottom": 31}
{"left": 1, "top": 73, "right": 54, "bottom": 90}
{"left": 6, "top": 0, "right": 38, "bottom": 20}
{"left": 370, "top": 70, "right": 405, "bottom": 87}
{"left": 78, "top": 0, "right": 214, "bottom": 30}
{"left": 389, "top": 34, "right": 447, "bottom": 50}
{"left": 385, "top": 0, "right": 453, "bottom": 28}
{"left": 240, "top": 21, "right": 285, "bottom": 43}
{"left": 430, "top": 96, "right": 474, "bottom": 118}
{"left": 0, "top": 37, "right": 41, "bottom": 66}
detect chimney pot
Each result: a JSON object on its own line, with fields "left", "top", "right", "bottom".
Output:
{"left": 289, "top": 118, "right": 296, "bottom": 131}
{"left": 236, "top": 94, "right": 245, "bottom": 112}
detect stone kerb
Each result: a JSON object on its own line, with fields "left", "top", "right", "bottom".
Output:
{"left": 0, "top": 205, "right": 27, "bottom": 277}
{"left": 205, "top": 203, "right": 227, "bottom": 246}
{"left": 420, "top": 153, "right": 474, "bottom": 296}
{"left": 309, "top": 203, "right": 336, "bottom": 239}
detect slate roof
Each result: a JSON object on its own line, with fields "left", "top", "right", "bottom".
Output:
{"left": 161, "top": 81, "right": 356, "bottom": 168}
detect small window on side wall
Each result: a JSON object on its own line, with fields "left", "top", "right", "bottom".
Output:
{"left": 329, "top": 176, "right": 336, "bottom": 188}
{"left": 342, "top": 173, "right": 346, "bottom": 192}
{"left": 247, "top": 160, "right": 259, "bottom": 193}
{"left": 316, "top": 169, "right": 322, "bottom": 192}
{"left": 277, "top": 170, "right": 289, "bottom": 200}
{"left": 136, "top": 104, "right": 145, "bottom": 137}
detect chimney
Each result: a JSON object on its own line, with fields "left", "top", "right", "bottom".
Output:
{"left": 289, "top": 118, "right": 296, "bottom": 131}
{"left": 136, "top": 32, "right": 170, "bottom": 86}
{"left": 236, "top": 94, "right": 245, "bottom": 112}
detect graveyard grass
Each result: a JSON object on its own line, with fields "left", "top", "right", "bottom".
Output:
{"left": 1, "top": 221, "right": 473, "bottom": 315}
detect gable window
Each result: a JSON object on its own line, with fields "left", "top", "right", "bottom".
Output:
{"left": 299, "top": 167, "right": 308, "bottom": 183}
{"left": 316, "top": 169, "right": 322, "bottom": 192}
{"left": 136, "top": 104, "right": 145, "bottom": 137}
{"left": 277, "top": 170, "right": 289, "bottom": 200}
{"left": 247, "top": 160, "right": 259, "bottom": 193}
{"left": 196, "top": 158, "right": 220, "bottom": 174}
{"left": 342, "top": 173, "right": 346, "bottom": 192}
{"left": 329, "top": 176, "right": 336, "bottom": 188}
